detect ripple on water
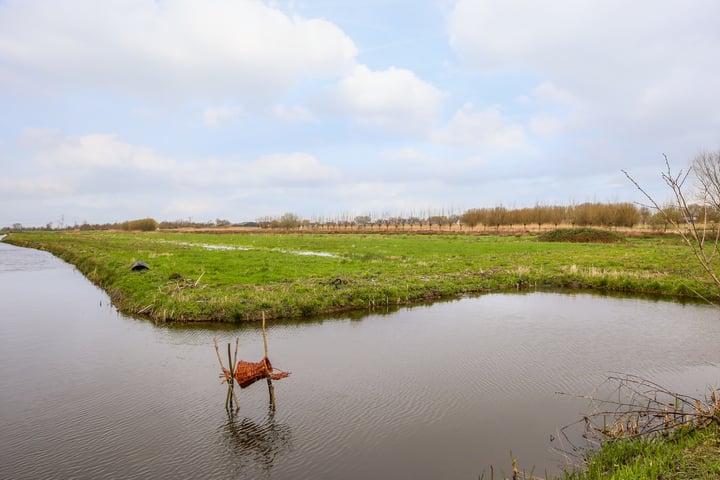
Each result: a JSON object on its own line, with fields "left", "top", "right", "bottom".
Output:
{"left": 0, "top": 242, "right": 64, "bottom": 272}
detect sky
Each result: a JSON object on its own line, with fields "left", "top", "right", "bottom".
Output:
{"left": 1, "top": 0, "right": 719, "bottom": 227}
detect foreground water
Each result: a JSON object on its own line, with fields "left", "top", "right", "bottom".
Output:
{"left": 1, "top": 241, "right": 720, "bottom": 479}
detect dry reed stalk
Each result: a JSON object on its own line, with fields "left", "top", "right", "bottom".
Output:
{"left": 555, "top": 373, "right": 720, "bottom": 464}
{"left": 137, "top": 304, "right": 153, "bottom": 314}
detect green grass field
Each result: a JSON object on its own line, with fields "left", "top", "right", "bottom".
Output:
{"left": 3, "top": 230, "right": 715, "bottom": 322}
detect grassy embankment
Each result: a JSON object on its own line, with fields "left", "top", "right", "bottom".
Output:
{"left": 2, "top": 229, "right": 717, "bottom": 322}
{"left": 501, "top": 424, "right": 720, "bottom": 479}
{"left": 561, "top": 424, "right": 720, "bottom": 479}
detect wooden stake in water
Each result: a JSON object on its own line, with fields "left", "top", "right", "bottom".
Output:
{"left": 227, "top": 343, "right": 234, "bottom": 410}
{"left": 262, "top": 312, "right": 276, "bottom": 410}
{"left": 231, "top": 338, "right": 240, "bottom": 410}
{"left": 213, "top": 336, "right": 240, "bottom": 412}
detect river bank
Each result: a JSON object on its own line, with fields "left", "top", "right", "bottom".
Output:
{"left": 2, "top": 238, "right": 718, "bottom": 479}
{"left": 2, "top": 230, "right": 715, "bottom": 322}
{"left": 564, "top": 423, "right": 720, "bottom": 479}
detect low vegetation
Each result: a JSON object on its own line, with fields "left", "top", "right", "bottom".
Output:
{"left": 559, "top": 375, "right": 720, "bottom": 480}
{"left": 501, "top": 374, "right": 720, "bottom": 480}
{"left": 564, "top": 425, "right": 720, "bottom": 479}
{"left": 536, "top": 228, "right": 625, "bottom": 243}
{"left": 118, "top": 217, "right": 158, "bottom": 232}
{"left": 2, "top": 229, "right": 716, "bottom": 323}
{"left": 503, "top": 426, "right": 720, "bottom": 479}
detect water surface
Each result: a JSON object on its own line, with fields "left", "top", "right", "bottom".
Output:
{"left": 1, "top": 241, "right": 719, "bottom": 479}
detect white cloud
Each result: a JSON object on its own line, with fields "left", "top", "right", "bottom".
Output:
{"left": 271, "top": 104, "right": 315, "bottom": 122}
{"left": 18, "top": 128, "right": 64, "bottom": 148}
{"left": 447, "top": 0, "right": 720, "bottom": 139}
{"left": 249, "top": 153, "right": 341, "bottom": 185}
{"left": 165, "top": 198, "right": 218, "bottom": 218}
{"left": 381, "top": 147, "right": 430, "bottom": 163}
{"left": 24, "top": 131, "right": 176, "bottom": 172}
{"left": 529, "top": 116, "right": 566, "bottom": 136}
{"left": 324, "top": 64, "right": 445, "bottom": 132}
{"left": 432, "top": 103, "right": 525, "bottom": 148}
{"left": 377, "top": 148, "right": 496, "bottom": 186}
{"left": 446, "top": 0, "right": 716, "bottom": 80}
{"left": 0, "top": 177, "right": 75, "bottom": 198}
{"left": 0, "top": 0, "right": 358, "bottom": 101}
{"left": 15, "top": 131, "right": 341, "bottom": 199}
{"left": 528, "top": 82, "right": 575, "bottom": 105}
{"left": 202, "top": 106, "right": 240, "bottom": 127}
{"left": 178, "top": 153, "right": 341, "bottom": 189}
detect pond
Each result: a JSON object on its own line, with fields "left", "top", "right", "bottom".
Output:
{"left": 1, "top": 241, "right": 719, "bottom": 479}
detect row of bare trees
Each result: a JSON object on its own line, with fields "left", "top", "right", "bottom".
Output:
{"left": 253, "top": 202, "right": 699, "bottom": 232}
{"left": 460, "top": 203, "right": 644, "bottom": 230}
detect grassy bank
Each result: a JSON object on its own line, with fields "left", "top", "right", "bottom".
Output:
{"left": 2, "top": 230, "right": 717, "bottom": 322}
{"left": 564, "top": 424, "right": 720, "bottom": 479}
{"left": 497, "top": 425, "right": 720, "bottom": 479}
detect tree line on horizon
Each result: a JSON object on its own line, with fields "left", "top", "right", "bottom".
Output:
{"left": 256, "top": 202, "right": 698, "bottom": 232}
{"left": 3, "top": 202, "right": 711, "bottom": 233}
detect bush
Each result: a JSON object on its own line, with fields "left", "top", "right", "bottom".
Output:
{"left": 119, "top": 218, "right": 158, "bottom": 232}
{"left": 537, "top": 228, "right": 624, "bottom": 243}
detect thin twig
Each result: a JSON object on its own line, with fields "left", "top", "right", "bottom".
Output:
{"left": 213, "top": 337, "right": 225, "bottom": 370}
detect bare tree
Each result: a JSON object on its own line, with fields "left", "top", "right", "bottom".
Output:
{"left": 624, "top": 153, "right": 720, "bottom": 292}
{"left": 693, "top": 150, "right": 720, "bottom": 211}
{"left": 354, "top": 215, "right": 371, "bottom": 228}
{"left": 278, "top": 212, "right": 301, "bottom": 230}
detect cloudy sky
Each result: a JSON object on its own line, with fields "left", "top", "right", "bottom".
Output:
{"left": 2, "top": 0, "right": 719, "bottom": 227}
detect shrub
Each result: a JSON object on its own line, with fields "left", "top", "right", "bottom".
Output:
{"left": 119, "top": 218, "right": 158, "bottom": 232}
{"left": 537, "top": 228, "right": 624, "bottom": 243}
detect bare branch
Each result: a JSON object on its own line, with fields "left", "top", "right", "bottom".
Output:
{"left": 555, "top": 374, "right": 720, "bottom": 465}
{"left": 624, "top": 154, "right": 720, "bottom": 293}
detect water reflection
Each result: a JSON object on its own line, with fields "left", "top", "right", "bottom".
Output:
{"left": 219, "top": 409, "right": 293, "bottom": 478}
